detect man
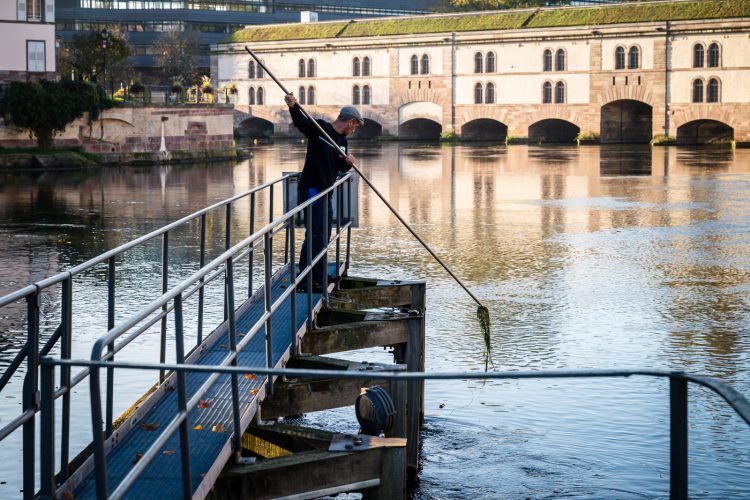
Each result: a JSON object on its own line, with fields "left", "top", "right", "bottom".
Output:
{"left": 285, "top": 93, "right": 362, "bottom": 292}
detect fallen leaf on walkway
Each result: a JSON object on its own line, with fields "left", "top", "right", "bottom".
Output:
{"left": 245, "top": 373, "right": 257, "bottom": 380}
{"left": 250, "top": 388, "right": 259, "bottom": 396}
{"left": 211, "top": 424, "right": 226, "bottom": 433}
{"left": 193, "top": 424, "right": 203, "bottom": 431}
{"left": 197, "top": 399, "right": 211, "bottom": 408}
{"left": 162, "top": 450, "right": 176, "bottom": 456}
{"left": 133, "top": 452, "right": 143, "bottom": 464}
{"left": 141, "top": 422, "right": 160, "bottom": 431}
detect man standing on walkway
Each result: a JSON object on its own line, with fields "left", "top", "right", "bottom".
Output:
{"left": 285, "top": 93, "right": 362, "bottom": 292}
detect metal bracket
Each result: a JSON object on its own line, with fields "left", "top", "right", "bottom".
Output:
{"left": 328, "top": 433, "right": 406, "bottom": 452}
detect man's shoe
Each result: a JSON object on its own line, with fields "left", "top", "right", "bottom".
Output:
{"left": 296, "top": 282, "right": 326, "bottom": 293}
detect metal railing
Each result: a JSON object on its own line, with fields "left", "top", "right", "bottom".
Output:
{"left": 0, "top": 172, "right": 356, "bottom": 499}
{"left": 37, "top": 361, "right": 750, "bottom": 500}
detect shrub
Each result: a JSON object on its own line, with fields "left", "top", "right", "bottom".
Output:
{"left": 651, "top": 134, "right": 676, "bottom": 146}
{"left": 129, "top": 77, "right": 144, "bottom": 94}
{"left": 199, "top": 75, "right": 213, "bottom": 94}
{"left": 576, "top": 131, "right": 600, "bottom": 142}
{"left": 170, "top": 77, "right": 184, "bottom": 93}
{"left": 440, "top": 130, "right": 459, "bottom": 142}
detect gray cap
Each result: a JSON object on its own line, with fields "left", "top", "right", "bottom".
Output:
{"left": 339, "top": 105, "right": 364, "bottom": 125}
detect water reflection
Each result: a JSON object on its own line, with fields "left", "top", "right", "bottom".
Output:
{"left": 0, "top": 144, "right": 750, "bottom": 497}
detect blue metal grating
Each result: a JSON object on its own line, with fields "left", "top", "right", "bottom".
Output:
{"left": 73, "top": 265, "right": 334, "bottom": 499}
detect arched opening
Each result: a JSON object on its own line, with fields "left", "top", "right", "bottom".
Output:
{"left": 351, "top": 118, "right": 382, "bottom": 140}
{"left": 676, "top": 120, "right": 734, "bottom": 145}
{"left": 461, "top": 118, "right": 508, "bottom": 141}
{"left": 238, "top": 117, "right": 274, "bottom": 139}
{"left": 600, "top": 99, "right": 653, "bottom": 144}
{"left": 528, "top": 119, "right": 580, "bottom": 144}
{"left": 399, "top": 118, "right": 441, "bottom": 140}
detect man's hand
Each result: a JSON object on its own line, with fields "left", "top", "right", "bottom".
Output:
{"left": 345, "top": 153, "right": 356, "bottom": 166}
{"left": 284, "top": 93, "right": 297, "bottom": 108}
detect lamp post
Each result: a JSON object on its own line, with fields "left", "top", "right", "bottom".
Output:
{"left": 100, "top": 28, "right": 110, "bottom": 96}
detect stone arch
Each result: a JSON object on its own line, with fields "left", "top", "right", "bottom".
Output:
{"left": 398, "top": 101, "right": 442, "bottom": 125}
{"left": 238, "top": 117, "right": 274, "bottom": 138}
{"left": 460, "top": 118, "right": 508, "bottom": 141}
{"left": 676, "top": 119, "right": 733, "bottom": 145}
{"left": 600, "top": 99, "right": 653, "bottom": 144}
{"left": 528, "top": 118, "right": 580, "bottom": 144}
{"left": 351, "top": 118, "right": 383, "bottom": 140}
{"left": 398, "top": 101, "right": 442, "bottom": 139}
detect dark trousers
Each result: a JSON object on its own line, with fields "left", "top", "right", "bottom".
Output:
{"left": 298, "top": 188, "right": 333, "bottom": 285}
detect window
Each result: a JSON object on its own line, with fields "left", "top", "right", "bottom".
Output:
{"left": 543, "top": 49, "right": 552, "bottom": 72}
{"left": 363, "top": 85, "right": 371, "bottom": 105}
{"left": 256, "top": 87, "right": 264, "bottom": 105}
{"left": 363, "top": 56, "right": 371, "bottom": 76}
{"left": 543, "top": 81, "right": 552, "bottom": 103}
{"left": 707, "top": 78, "right": 720, "bottom": 103}
{"left": 27, "top": 41, "right": 45, "bottom": 72}
{"left": 410, "top": 55, "right": 418, "bottom": 75}
{"left": 485, "top": 82, "right": 495, "bottom": 104}
{"left": 307, "top": 86, "right": 315, "bottom": 105}
{"left": 353, "top": 57, "right": 360, "bottom": 76}
{"left": 27, "top": 0, "right": 42, "bottom": 21}
{"left": 421, "top": 54, "right": 430, "bottom": 75}
{"left": 486, "top": 52, "right": 495, "bottom": 73}
{"left": 555, "top": 81, "right": 565, "bottom": 103}
{"left": 692, "top": 79, "right": 704, "bottom": 103}
{"left": 474, "top": 52, "right": 483, "bottom": 73}
{"left": 298, "top": 86, "right": 305, "bottom": 105}
{"left": 298, "top": 59, "right": 305, "bottom": 78}
{"left": 474, "top": 83, "right": 483, "bottom": 104}
{"left": 257, "top": 64, "right": 264, "bottom": 79}
{"left": 708, "top": 43, "right": 720, "bottom": 67}
{"left": 352, "top": 85, "right": 360, "bottom": 105}
{"left": 248, "top": 86, "right": 255, "bottom": 105}
{"left": 555, "top": 49, "right": 565, "bottom": 71}
{"left": 307, "top": 59, "right": 315, "bottom": 78}
{"left": 248, "top": 61, "right": 255, "bottom": 79}
{"left": 628, "top": 46, "right": 640, "bottom": 69}
{"left": 615, "top": 47, "right": 625, "bottom": 70}
{"left": 693, "top": 43, "right": 704, "bottom": 68}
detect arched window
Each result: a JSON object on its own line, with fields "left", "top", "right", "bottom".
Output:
{"left": 628, "top": 46, "right": 640, "bottom": 69}
{"left": 248, "top": 60, "right": 256, "bottom": 79}
{"left": 353, "top": 57, "right": 360, "bottom": 76}
{"left": 363, "top": 85, "right": 371, "bottom": 105}
{"left": 485, "top": 82, "right": 495, "bottom": 104}
{"left": 410, "top": 55, "right": 418, "bottom": 75}
{"left": 555, "top": 81, "right": 565, "bottom": 103}
{"left": 474, "top": 52, "right": 483, "bottom": 73}
{"left": 692, "top": 78, "right": 704, "bottom": 103}
{"left": 555, "top": 49, "right": 565, "bottom": 71}
{"left": 363, "top": 56, "right": 371, "bottom": 76}
{"left": 615, "top": 47, "right": 625, "bottom": 70}
{"left": 708, "top": 43, "right": 720, "bottom": 67}
{"left": 248, "top": 86, "right": 255, "bottom": 105}
{"left": 307, "top": 86, "right": 315, "bottom": 105}
{"left": 486, "top": 52, "right": 495, "bottom": 73}
{"left": 421, "top": 54, "right": 430, "bottom": 75}
{"left": 693, "top": 43, "right": 705, "bottom": 68}
{"left": 542, "top": 81, "right": 552, "bottom": 103}
{"left": 256, "top": 87, "right": 264, "bottom": 105}
{"left": 474, "top": 83, "right": 483, "bottom": 104}
{"left": 257, "top": 64, "right": 264, "bottom": 79}
{"left": 298, "top": 86, "right": 306, "bottom": 105}
{"left": 352, "top": 85, "right": 360, "bottom": 105}
{"left": 298, "top": 59, "right": 306, "bottom": 78}
{"left": 543, "top": 49, "right": 552, "bottom": 71}
{"left": 707, "top": 78, "right": 720, "bottom": 103}
{"left": 307, "top": 59, "right": 315, "bottom": 78}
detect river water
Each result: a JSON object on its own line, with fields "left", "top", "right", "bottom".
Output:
{"left": 1, "top": 143, "right": 749, "bottom": 498}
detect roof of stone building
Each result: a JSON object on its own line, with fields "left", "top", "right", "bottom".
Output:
{"left": 223, "top": 0, "right": 750, "bottom": 44}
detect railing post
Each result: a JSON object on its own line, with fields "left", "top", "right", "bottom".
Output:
{"left": 225, "top": 260, "right": 243, "bottom": 459}
{"left": 40, "top": 359, "right": 55, "bottom": 500}
{"left": 22, "top": 290, "right": 39, "bottom": 500}
{"left": 322, "top": 192, "right": 329, "bottom": 298}
{"left": 345, "top": 177, "right": 352, "bottom": 273}
{"left": 60, "top": 277, "right": 73, "bottom": 481}
{"left": 264, "top": 232, "right": 274, "bottom": 396}
{"left": 90, "top": 355, "right": 108, "bottom": 498}
{"left": 159, "top": 231, "right": 169, "bottom": 383}
{"left": 106, "top": 256, "right": 116, "bottom": 437}
{"left": 224, "top": 203, "right": 232, "bottom": 322}
{"left": 335, "top": 183, "right": 341, "bottom": 278}
{"left": 174, "top": 294, "right": 193, "bottom": 499}
{"left": 198, "top": 213, "right": 206, "bottom": 344}
{"left": 289, "top": 218, "right": 298, "bottom": 357}
{"left": 249, "top": 192, "right": 256, "bottom": 297}
{"left": 670, "top": 376, "right": 688, "bottom": 500}
{"left": 305, "top": 203, "right": 313, "bottom": 332}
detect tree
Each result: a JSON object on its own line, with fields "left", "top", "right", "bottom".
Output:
{"left": 59, "top": 28, "right": 131, "bottom": 82}
{"left": 154, "top": 29, "right": 202, "bottom": 85}
{"left": 436, "top": 0, "right": 571, "bottom": 10}
{"left": 0, "top": 80, "right": 107, "bottom": 148}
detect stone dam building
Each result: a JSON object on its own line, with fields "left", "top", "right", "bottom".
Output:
{"left": 213, "top": 0, "right": 750, "bottom": 145}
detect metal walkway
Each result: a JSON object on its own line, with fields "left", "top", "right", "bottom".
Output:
{"left": 73, "top": 265, "right": 330, "bottom": 499}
